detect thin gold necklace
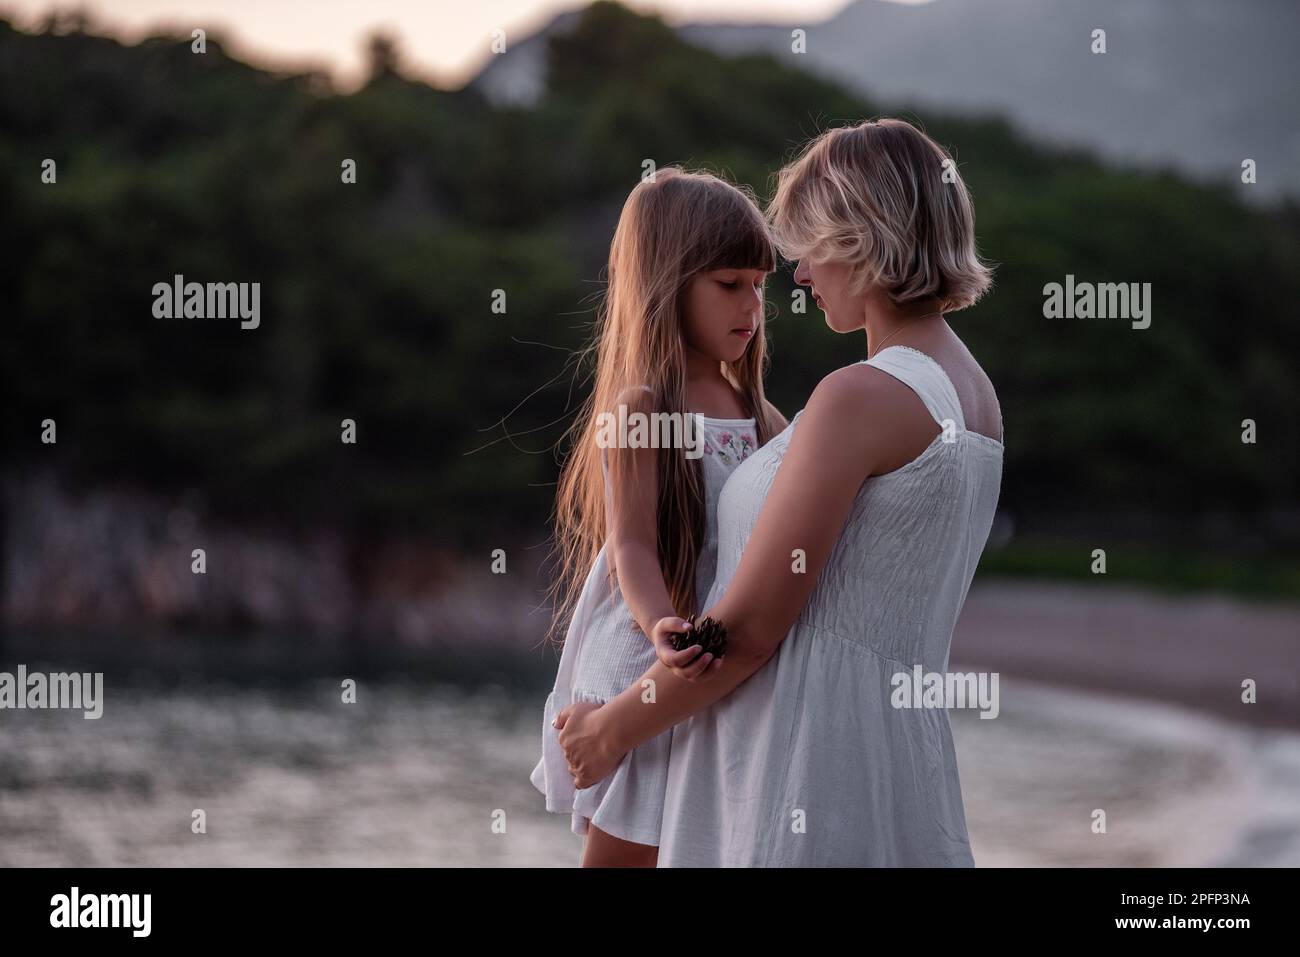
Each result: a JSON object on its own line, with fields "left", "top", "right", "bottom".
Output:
{"left": 866, "top": 311, "right": 942, "bottom": 360}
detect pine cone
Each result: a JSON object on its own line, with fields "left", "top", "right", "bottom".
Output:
{"left": 671, "top": 614, "right": 728, "bottom": 662}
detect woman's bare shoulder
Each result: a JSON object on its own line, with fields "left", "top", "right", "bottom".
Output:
{"left": 798, "top": 364, "right": 939, "bottom": 474}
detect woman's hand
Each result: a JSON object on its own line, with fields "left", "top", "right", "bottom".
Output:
{"left": 554, "top": 700, "right": 622, "bottom": 789}
{"left": 649, "top": 616, "right": 724, "bottom": 682}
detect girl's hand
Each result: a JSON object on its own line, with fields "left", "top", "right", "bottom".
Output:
{"left": 554, "top": 700, "right": 621, "bottom": 789}
{"left": 650, "top": 616, "right": 723, "bottom": 682}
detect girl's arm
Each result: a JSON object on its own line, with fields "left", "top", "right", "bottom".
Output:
{"left": 602, "top": 391, "right": 707, "bottom": 675}
{"left": 604, "top": 436, "right": 678, "bottom": 638}
{"left": 578, "top": 365, "right": 940, "bottom": 758}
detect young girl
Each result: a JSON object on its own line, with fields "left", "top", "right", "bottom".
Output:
{"left": 530, "top": 167, "right": 787, "bottom": 867}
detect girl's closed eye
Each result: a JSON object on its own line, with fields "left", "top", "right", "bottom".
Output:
{"left": 718, "top": 277, "right": 766, "bottom": 291}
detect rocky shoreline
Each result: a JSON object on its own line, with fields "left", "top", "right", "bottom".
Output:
{"left": 5, "top": 471, "right": 1296, "bottom": 734}
{"left": 1, "top": 471, "right": 548, "bottom": 651}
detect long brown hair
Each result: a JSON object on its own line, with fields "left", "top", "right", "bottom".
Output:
{"left": 548, "top": 167, "right": 783, "bottom": 645}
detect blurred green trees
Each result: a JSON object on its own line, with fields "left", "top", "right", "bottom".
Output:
{"left": 3, "top": 2, "right": 1296, "bottom": 558}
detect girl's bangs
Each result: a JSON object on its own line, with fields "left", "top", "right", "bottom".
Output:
{"left": 695, "top": 203, "right": 777, "bottom": 275}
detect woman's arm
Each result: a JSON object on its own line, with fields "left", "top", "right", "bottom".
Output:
{"left": 562, "top": 365, "right": 940, "bottom": 770}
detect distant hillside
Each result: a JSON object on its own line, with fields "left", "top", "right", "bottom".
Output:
{"left": 3, "top": 2, "right": 1298, "bottom": 557}
{"left": 474, "top": 0, "right": 1300, "bottom": 205}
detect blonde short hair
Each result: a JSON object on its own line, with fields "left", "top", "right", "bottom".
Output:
{"left": 767, "top": 118, "right": 994, "bottom": 312}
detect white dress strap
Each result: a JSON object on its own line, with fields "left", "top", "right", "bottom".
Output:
{"left": 863, "top": 345, "right": 966, "bottom": 432}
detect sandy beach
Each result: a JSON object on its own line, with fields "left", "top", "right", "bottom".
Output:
{"left": 951, "top": 580, "right": 1299, "bottom": 730}
{"left": 1, "top": 579, "right": 1296, "bottom": 866}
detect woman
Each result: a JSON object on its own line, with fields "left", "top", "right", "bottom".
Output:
{"left": 555, "top": 118, "right": 1004, "bottom": 866}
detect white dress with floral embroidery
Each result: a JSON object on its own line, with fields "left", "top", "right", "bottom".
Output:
{"left": 530, "top": 415, "right": 758, "bottom": 847}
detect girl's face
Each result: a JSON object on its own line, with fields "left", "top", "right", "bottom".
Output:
{"left": 681, "top": 268, "right": 768, "bottom": 364}
{"left": 794, "top": 256, "right": 863, "bottom": 334}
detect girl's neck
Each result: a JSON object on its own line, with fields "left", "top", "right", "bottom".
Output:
{"left": 682, "top": 345, "right": 723, "bottom": 384}
{"left": 682, "top": 356, "right": 747, "bottom": 420}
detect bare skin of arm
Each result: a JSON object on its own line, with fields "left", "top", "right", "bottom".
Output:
{"left": 557, "top": 366, "right": 940, "bottom": 786}
{"left": 605, "top": 441, "right": 678, "bottom": 638}
{"left": 603, "top": 395, "right": 717, "bottom": 679}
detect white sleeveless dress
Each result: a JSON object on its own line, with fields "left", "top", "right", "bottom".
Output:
{"left": 531, "top": 415, "right": 759, "bottom": 846}
{"left": 657, "top": 346, "right": 1004, "bottom": 866}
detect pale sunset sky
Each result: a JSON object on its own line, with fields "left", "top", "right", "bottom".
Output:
{"left": 0, "top": 0, "right": 929, "bottom": 90}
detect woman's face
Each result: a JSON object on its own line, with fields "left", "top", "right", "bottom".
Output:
{"left": 794, "top": 256, "right": 864, "bottom": 334}
{"left": 681, "top": 268, "right": 768, "bottom": 363}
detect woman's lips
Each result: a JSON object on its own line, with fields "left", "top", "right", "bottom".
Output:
{"left": 730, "top": 327, "right": 754, "bottom": 338}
